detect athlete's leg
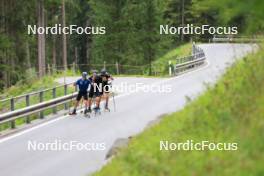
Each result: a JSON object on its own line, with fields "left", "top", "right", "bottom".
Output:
{"left": 104, "top": 83, "right": 111, "bottom": 109}
{"left": 104, "top": 92, "right": 110, "bottom": 109}
{"left": 71, "top": 92, "right": 81, "bottom": 114}
{"left": 74, "top": 100, "right": 80, "bottom": 109}
{"left": 95, "top": 95, "right": 101, "bottom": 108}
{"left": 84, "top": 93, "right": 88, "bottom": 110}
{"left": 88, "top": 89, "right": 94, "bottom": 110}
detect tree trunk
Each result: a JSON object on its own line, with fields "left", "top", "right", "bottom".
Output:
{"left": 52, "top": 35, "right": 56, "bottom": 72}
{"left": 181, "top": 0, "right": 185, "bottom": 42}
{"left": 25, "top": 40, "right": 33, "bottom": 77}
{"left": 37, "top": 0, "right": 45, "bottom": 77}
{"left": 74, "top": 47, "right": 78, "bottom": 65}
{"left": 25, "top": 40, "right": 31, "bottom": 69}
{"left": 42, "top": 3, "right": 45, "bottom": 73}
{"left": 86, "top": 19, "right": 91, "bottom": 69}
{"left": 62, "top": 0, "right": 67, "bottom": 71}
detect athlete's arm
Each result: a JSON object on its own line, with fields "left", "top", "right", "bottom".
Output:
{"left": 86, "top": 79, "right": 91, "bottom": 92}
{"left": 107, "top": 74, "right": 114, "bottom": 81}
{"left": 74, "top": 79, "right": 80, "bottom": 90}
{"left": 73, "top": 82, "right": 77, "bottom": 86}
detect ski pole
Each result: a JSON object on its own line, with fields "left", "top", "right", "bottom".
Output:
{"left": 112, "top": 92, "right": 116, "bottom": 112}
{"left": 69, "top": 91, "right": 74, "bottom": 114}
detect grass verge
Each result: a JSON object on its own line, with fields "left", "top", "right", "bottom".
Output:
{"left": 152, "top": 43, "right": 192, "bottom": 75}
{"left": 94, "top": 46, "right": 264, "bottom": 175}
{"left": 0, "top": 70, "right": 77, "bottom": 131}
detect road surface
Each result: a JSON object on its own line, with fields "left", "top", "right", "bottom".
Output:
{"left": 0, "top": 44, "right": 256, "bottom": 176}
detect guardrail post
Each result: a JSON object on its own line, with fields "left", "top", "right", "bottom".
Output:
{"left": 168, "top": 61, "right": 172, "bottom": 76}
{"left": 64, "top": 84, "right": 68, "bottom": 110}
{"left": 39, "top": 91, "right": 44, "bottom": 119}
{"left": 10, "top": 98, "right": 15, "bottom": 129}
{"left": 175, "top": 65, "right": 178, "bottom": 76}
{"left": 10, "top": 98, "right": 14, "bottom": 111}
{"left": 192, "top": 42, "right": 196, "bottom": 55}
{"left": 25, "top": 95, "right": 30, "bottom": 123}
{"left": 52, "top": 88, "right": 57, "bottom": 114}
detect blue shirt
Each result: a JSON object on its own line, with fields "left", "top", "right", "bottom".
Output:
{"left": 76, "top": 78, "right": 91, "bottom": 92}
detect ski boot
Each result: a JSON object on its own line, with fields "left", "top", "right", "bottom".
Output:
{"left": 69, "top": 109, "right": 77, "bottom": 115}
{"left": 104, "top": 105, "right": 110, "bottom": 112}
{"left": 84, "top": 108, "right": 90, "bottom": 118}
{"left": 93, "top": 106, "right": 101, "bottom": 116}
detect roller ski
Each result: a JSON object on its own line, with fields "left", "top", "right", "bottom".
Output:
{"left": 83, "top": 108, "right": 91, "bottom": 118}
{"left": 104, "top": 105, "right": 110, "bottom": 112}
{"left": 93, "top": 106, "right": 101, "bottom": 116}
{"left": 69, "top": 109, "right": 77, "bottom": 115}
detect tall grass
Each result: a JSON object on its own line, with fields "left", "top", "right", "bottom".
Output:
{"left": 94, "top": 46, "right": 264, "bottom": 176}
{"left": 152, "top": 43, "right": 192, "bottom": 75}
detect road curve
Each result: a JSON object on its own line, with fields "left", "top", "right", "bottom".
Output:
{"left": 0, "top": 44, "right": 256, "bottom": 176}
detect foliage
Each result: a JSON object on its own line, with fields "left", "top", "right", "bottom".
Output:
{"left": 1, "top": 0, "right": 263, "bottom": 90}
{"left": 192, "top": 0, "right": 264, "bottom": 34}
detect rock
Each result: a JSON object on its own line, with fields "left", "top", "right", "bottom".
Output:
{"left": 145, "top": 114, "right": 166, "bottom": 130}
{"left": 106, "top": 137, "right": 132, "bottom": 159}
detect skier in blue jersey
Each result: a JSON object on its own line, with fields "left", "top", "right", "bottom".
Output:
{"left": 70, "top": 72, "right": 91, "bottom": 115}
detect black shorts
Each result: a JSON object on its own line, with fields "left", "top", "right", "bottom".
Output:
{"left": 76, "top": 91, "right": 88, "bottom": 101}
{"left": 88, "top": 86, "right": 102, "bottom": 98}
{"left": 102, "top": 82, "right": 111, "bottom": 93}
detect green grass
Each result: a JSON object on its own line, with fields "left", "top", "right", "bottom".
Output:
{"left": 0, "top": 69, "right": 79, "bottom": 98}
{"left": 113, "top": 43, "right": 192, "bottom": 76}
{"left": 152, "top": 43, "right": 192, "bottom": 75}
{"left": 0, "top": 70, "right": 77, "bottom": 131}
{"left": 94, "top": 46, "right": 264, "bottom": 176}
{"left": 0, "top": 43, "right": 191, "bottom": 99}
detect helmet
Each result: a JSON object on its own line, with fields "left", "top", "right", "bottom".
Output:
{"left": 101, "top": 69, "right": 107, "bottom": 76}
{"left": 91, "top": 70, "right": 98, "bottom": 77}
{"left": 82, "top": 72, "right": 87, "bottom": 78}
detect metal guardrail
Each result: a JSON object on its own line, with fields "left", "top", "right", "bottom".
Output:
{"left": 0, "top": 82, "right": 75, "bottom": 112}
{"left": 210, "top": 35, "right": 264, "bottom": 43}
{"left": 0, "top": 82, "right": 76, "bottom": 130}
{"left": 0, "top": 92, "right": 77, "bottom": 126}
{"left": 173, "top": 45, "right": 206, "bottom": 75}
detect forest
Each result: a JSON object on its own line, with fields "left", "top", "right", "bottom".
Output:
{"left": 0, "top": 0, "right": 263, "bottom": 91}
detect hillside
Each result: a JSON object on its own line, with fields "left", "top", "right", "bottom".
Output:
{"left": 94, "top": 45, "right": 264, "bottom": 176}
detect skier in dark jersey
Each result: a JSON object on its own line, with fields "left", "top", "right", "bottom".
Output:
{"left": 87, "top": 70, "right": 103, "bottom": 112}
{"left": 100, "top": 69, "right": 114, "bottom": 111}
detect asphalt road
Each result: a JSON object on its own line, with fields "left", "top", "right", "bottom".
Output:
{"left": 0, "top": 44, "right": 256, "bottom": 176}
